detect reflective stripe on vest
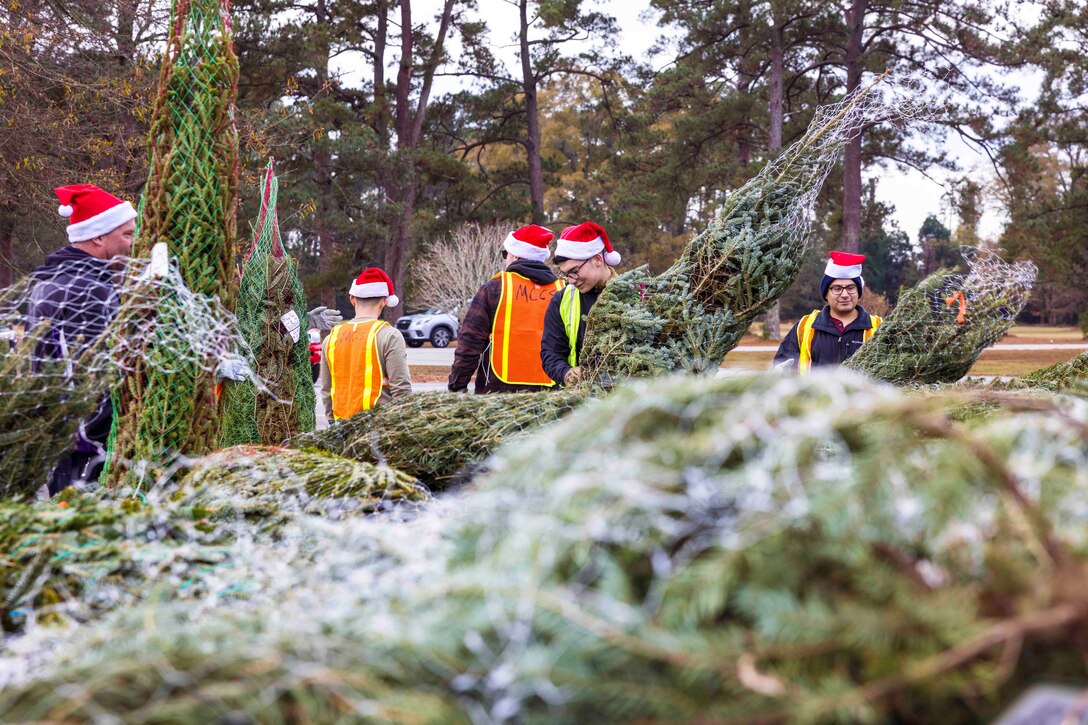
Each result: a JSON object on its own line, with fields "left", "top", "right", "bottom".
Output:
{"left": 490, "top": 271, "right": 564, "bottom": 386}
{"left": 558, "top": 285, "right": 581, "bottom": 368}
{"left": 796, "top": 310, "right": 883, "bottom": 374}
{"left": 326, "top": 319, "right": 389, "bottom": 419}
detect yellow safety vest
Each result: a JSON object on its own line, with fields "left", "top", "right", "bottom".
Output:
{"left": 558, "top": 285, "right": 581, "bottom": 368}
{"left": 796, "top": 309, "right": 882, "bottom": 374}
{"left": 326, "top": 319, "right": 389, "bottom": 419}
{"left": 489, "top": 271, "right": 564, "bottom": 386}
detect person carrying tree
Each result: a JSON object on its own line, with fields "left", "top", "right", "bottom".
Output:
{"left": 448, "top": 224, "right": 564, "bottom": 394}
{"left": 540, "top": 221, "right": 621, "bottom": 387}
{"left": 773, "top": 251, "right": 883, "bottom": 372}
{"left": 29, "top": 184, "right": 137, "bottom": 493}
{"left": 318, "top": 267, "right": 411, "bottom": 421}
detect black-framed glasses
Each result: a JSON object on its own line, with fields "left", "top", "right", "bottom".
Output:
{"left": 829, "top": 284, "right": 858, "bottom": 296}
{"left": 560, "top": 259, "right": 589, "bottom": 280}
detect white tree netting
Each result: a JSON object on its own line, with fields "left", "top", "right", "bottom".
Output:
{"left": 0, "top": 243, "right": 262, "bottom": 498}
{"left": 845, "top": 247, "right": 1037, "bottom": 384}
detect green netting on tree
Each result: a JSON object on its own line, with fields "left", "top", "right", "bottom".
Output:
{"left": 845, "top": 248, "right": 1036, "bottom": 384}
{"left": 7, "top": 373, "right": 1088, "bottom": 722}
{"left": 108, "top": 0, "right": 240, "bottom": 486}
{"left": 290, "top": 390, "right": 589, "bottom": 486}
{"left": 219, "top": 161, "right": 315, "bottom": 447}
{"left": 580, "top": 76, "right": 926, "bottom": 385}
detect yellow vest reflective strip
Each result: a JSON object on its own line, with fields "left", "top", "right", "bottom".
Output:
{"left": 490, "top": 271, "right": 564, "bottom": 386}
{"left": 795, "top": 310, "right": 820, "bottom": 374}
{"left": 327, "top": 319, "right": 388, "bottom": 419}
{"left": 796, "top": 310, "right": 883, "bottom": 374}
{"left": 558, "top": 285, "right": 581, "bottom": 368}
{"left": 864, "top": 315, "right": 883, "bottom": 341}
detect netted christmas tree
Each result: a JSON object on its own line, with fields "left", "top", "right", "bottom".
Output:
{"left": 0, "top": 321, "right": 105, "bottom": 501}
{"left": 1019, "top": 350, "right": 1088, "bottom": 390}
{"left": 0, "top": 248, "right": 254, "bottom": 500}
{"left": 218, "top": 161, "right": 315, "bottom": 447}
{"left": 6, "top": 372, "right": 1088, "bottom": 722}
{"left": 580, "top": 75, "right": 927, "bottom": 385}
{"left": 1, "top": 445, "right": 422, "bottom": 636}
{"left": 108, "top": 0, "right": 240, "bottom": 485}
{"left": 845, "top": 248, "right": 1036, "bottom": 384}
{"left": 292, "top": 390, "right": 588, "bottom": 486}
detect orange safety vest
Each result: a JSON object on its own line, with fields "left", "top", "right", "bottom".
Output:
{"left": 326, "top": 319, "right": 389, "bottom": 419}
{"left": 796, "top": 309, "right": 883, "bottom": 374}
{"left": 489, "top": 271, "right": 564, "bottom": 386}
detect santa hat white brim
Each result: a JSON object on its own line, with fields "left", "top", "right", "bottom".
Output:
{"left": 503, "top": 233, "right": 550, "bottom": 262}
{"left": 66, "top": 202, "right": 138, "bottom": 243}
{"left": 350, "top": 281, "right": 398, "bottom": 307}
{"left": 555, "top": 236, "right": 621, "bottom": 266}
{"left": 824, "top": 260, "right": 863, "bottom": 279}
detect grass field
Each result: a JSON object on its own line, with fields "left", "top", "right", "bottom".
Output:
{"left": 727, "top": 324, "right": 1088, "bottom": 377}
{"left": 408, "top": 325, "right": 1088, "bottom": 380}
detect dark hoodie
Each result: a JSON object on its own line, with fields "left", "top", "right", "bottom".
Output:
{"left": 28, "top": 245, "right": 119, "bottom": 360}
{"left": 448, "top": 260, "right": 561, "bottom": 393}
{"left": 29, "top": 245, "right": 119, "bottom": 475}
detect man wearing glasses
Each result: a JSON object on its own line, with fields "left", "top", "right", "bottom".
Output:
{"left": 448, "top": 224, "right": 564, "bottom": 393}
{"left": 772, "top": 251, "right": 883, "bottom": 373}
{"left": 540, "top": 221, "right": 622, "bottom": 387}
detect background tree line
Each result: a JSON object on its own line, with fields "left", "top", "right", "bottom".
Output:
{"left": 1, "top": 0, "right": 1085, "bottom": 327}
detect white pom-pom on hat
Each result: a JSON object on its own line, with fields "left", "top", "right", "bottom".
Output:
{"left": 58, "top": 205, "right": 73, "bottom": 218}
{"left": 603, "top": 250, "right": 621, "bottom": 265}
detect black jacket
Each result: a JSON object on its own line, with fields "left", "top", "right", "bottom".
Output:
{"left": 29, "top": 246, "right": 119, "bottom": 360}
{"left": 448, "top": 260, "right": 560, "bottom": 393}
{"left": 29, "top": 245, "right": 120, "bottom": 449}
{"left": 773, "top": 305, "right": 878, "bottom": 370}
{"left": 540, "top": 285, "right": 601, "bottom": 385}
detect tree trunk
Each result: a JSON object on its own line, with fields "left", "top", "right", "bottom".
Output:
{"left": 519, "top": 0, "right": 545, "bottom": 224}
{"left": 380, "top": 0, "right": 455, "bottom": 320}
{"left": 312, "top": 0, "right": 337, "bottom": 308}
{"left": 0, "top": 214, "right": 14, "bottom": 288}
{"left": 841, "top": 0, "right": 866, "bottom": 254}
{"left": 762, "top": 17, "right": 787, "bottom": 341}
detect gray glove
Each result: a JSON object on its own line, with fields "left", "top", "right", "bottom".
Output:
{"left": 308, "top": 305, "right": 343, "bottom": 331}
{"left": 217, "top": 355, "right": 255, "bottom": 382}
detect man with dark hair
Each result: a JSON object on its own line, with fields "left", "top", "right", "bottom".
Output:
{"left": 773, "top": 251, "right": 883, "bottom": 372}
{"left": 540, "top": 221, "right": 621, "bottom": 387}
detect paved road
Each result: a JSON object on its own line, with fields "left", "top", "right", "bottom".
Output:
{"left": 409, "top": 342, "right": 1088, "bottom": 366}
{"left": 406, "top": 347, "right": 459, "bottom": 365}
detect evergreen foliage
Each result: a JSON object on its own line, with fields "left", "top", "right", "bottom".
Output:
{"left": 580, "top": 76, "right": 925, "bottom": 385}
{"left": 5, "top": 372, "right": 1088, "bottom": 721}
{"left": 0, "top": 323, "right": 105, "bottom": 500}
{"left": 219, "top": 161, "right": 315, "bottom": 447}
{"left": 1, "top": 446, "right": 421, "bottom": 635}
{"left": 108, "top": 0, "right": 240, "bottom": 484}
{"left": 845, "top": 250, "right": 1036, "bottom": 384}
{"left": 290, "top": 390, "right": 588, "bottom": 486}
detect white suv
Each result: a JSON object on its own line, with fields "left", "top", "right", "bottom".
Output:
{"left": 395, "top": 309, "right": 458, "bottom": 348}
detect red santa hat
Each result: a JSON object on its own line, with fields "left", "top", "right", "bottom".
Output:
{"left": 503, "top": 224, "right": 553, "bottom": 262}
{"left": 824, "top": 251, "right": 865, "bottom": 279}
{"left": 555, "top": 221, "right": 620, "bottom": 266}
{"left": 821, "top": 251, "right": 866, "bottom": 298}
{"left": 55, "top": 184, "right": 138, "bottom": 244}
{"left": 349, "top": 267, "right": 399, "bottom": 307}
